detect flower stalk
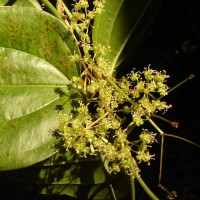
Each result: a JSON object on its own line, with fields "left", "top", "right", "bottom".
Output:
{"left": 44, "top": 0, "right": 198, "bottom": 199}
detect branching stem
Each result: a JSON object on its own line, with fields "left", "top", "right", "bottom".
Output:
{"left": 135, "top": 175, "right": 159, "bottom": 200}
{"left": 145, "top": 115, "right": 164, "bottom": 136}
{"left": 152, "top": 114, "right": 179, "bottom": 128}
{"left": 106, "top": 77, "right": 135, "bottom": 104}
{"left": 159, "top": 74, "right": 195, "bottom": 100}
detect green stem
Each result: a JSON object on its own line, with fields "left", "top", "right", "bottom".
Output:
{"left": 56, "top": 0, "right": 73, "bottom": 19}
{"left": 145, "top": 115, "right": 164, "bottom": 136}
{"left": 145, "top": 115, "right": 165, "bottom": 184}
{"left": 124, "top": 121, "right": 136, "bottom": 135}
{"left": 108, "top": 183, "right": 117, "bottom": 200}
{"left": 130, "top": 177, "right": 135, "bottom": 200}
{"left": 168, "top": 74, "right": 195, "bottom": 94}
{"left": 152, "top": 114, "right": 179, "bottom": 128}
{"left": 165, "top": 133, "right": 200, "bottom": 148}
{"left": 130, "top": 158, "right": 159, "bottom": 200}
{"left": 135, "top": 175, "right": 159, "bottom": 200}
{"left": 39, "top": 0, "right": 63, "bottom": 20}
{"left": 159, "top": 74, "right": 195, "bottom": 100}
{"left": 106, "top": 77, "right": 135, "bottom": 104}
{"left": 159, "top": 135, "right": 164, "bottom": 184}
{"left": 62, "top": 1, "right": 73, "bottom": 19}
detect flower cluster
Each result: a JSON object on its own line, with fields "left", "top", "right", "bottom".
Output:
{"left": 66, "top": 0, "right": 113, "bottom": 78}
{"left": 61, "top": 66, "right": 171, "bottom": 174}
{"left": 67, "top": 0, "right": 105, "bottom": 47}
{"left": 59, "top": 0, "right": 172, "bottom": 176}
{"left": 136, "top": 129, "right": 157, "bottom": 164}
{"left": 60, "top": 100, "right": 140, "bottom": 175}
{"left": 70, "top": 0, "right": 105, "bottom": 37}
{"left": 127, "top": 67, "right": 172, "bottom": 126}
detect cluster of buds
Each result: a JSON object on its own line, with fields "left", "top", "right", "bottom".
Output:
{"left": 59, "top": 0, "right": 171, "bottom": 175}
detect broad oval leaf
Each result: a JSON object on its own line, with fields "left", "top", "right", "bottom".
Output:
{"left": 0, "top": 47, "right": 75, "bottom": 170}
{"left": 0, "top": 47, "right": 69, "bottom": 121}
{"left": 0, "top": 6, "right": 80, "bottom": 79}
{"left": 93, "top": 0, "right": 163, "bottom": 70}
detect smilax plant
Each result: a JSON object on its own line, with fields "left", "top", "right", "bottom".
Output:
{"left": 0, "top": 0, "right": 199, "bottom": 199}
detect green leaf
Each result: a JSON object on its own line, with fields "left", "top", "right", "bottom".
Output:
{"left": 0, "top": 0, "right": 42, "bottom": 9}
{"left": 0, "top": 6, "right": 81, "bottom": 170}
{"left": 93, "top": 0, "right": 163, "bottom": 70}
{"left": 0, "top": 47, "right": 76, "bottom": 170}
{"left": 0, "top": 7, "right": 80, "bottom": 79}
{"left": 0, "top": 151, "right": 131, "bottom": 199}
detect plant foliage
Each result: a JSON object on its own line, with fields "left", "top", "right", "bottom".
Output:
{"left": 0, "top": 1, "right": 199, "bottom": 200}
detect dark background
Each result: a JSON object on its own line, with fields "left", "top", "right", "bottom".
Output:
{"left": 1, "top": 0, "right": 200, "bottom": 199}
{"left": 131, "top": 0, "right": 200, "bottom": 199}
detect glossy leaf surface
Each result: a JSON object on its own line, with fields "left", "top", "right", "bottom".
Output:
{"left": 0, "top": 6, "right": 81, "bottom": 170}
{"left": 0, "top": 47, "right": 74, "bottom": 170}
{"left": 93, "top": 0, "right": 163, "bottom": 70}
{"left": 0, "top": 7, "right": 80, "bottom": 79}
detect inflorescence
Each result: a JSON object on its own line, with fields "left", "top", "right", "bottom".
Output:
{"left": 59, "top": 0, "right": 172, "bottom": 176}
